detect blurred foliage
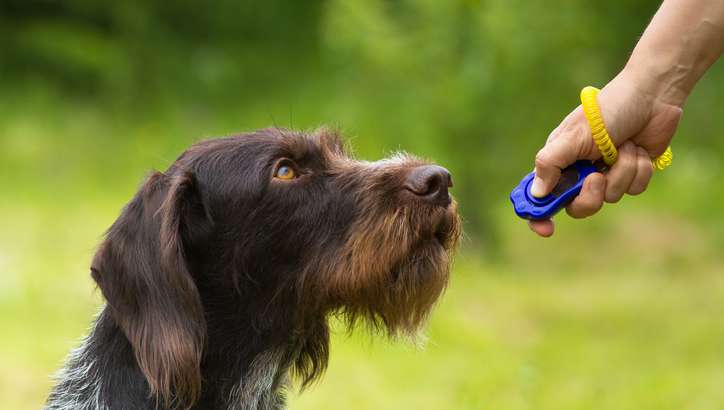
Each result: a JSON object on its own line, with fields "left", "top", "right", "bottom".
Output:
{"left": 4, "top": 0, "right": 722, "bottom": 241}
{"left": 1, "top": 0, "right": 724, "bottom": 409}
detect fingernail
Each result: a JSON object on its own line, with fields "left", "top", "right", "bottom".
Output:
{"left": 530, "top": 177, "right": 546, "bottom": 197}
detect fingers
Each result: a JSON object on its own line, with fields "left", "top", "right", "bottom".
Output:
{"left": 604, "top": 142, "right": 637, "bottom": 203}
{"left": 527, "top": 146, "right": 654, "bottom": 237}
{"left": 603, "top": 142, "right": 654, "bottom": 200}
{"left": 566, "top": 172, "right": 605, "bottom": 218}
{"left": 562, "top": 143, "right": 653, "bottom": 221}
{"left": 528, "top": 219, "right": 554, "bottom": 237}
{"left": 628, "top": 146, "right": 654, "bottom": 195}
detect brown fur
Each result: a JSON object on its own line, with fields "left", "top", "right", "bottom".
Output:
{"left": 49, "top": 128, "right": 461, "bottom": 409}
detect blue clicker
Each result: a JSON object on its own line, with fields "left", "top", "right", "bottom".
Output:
{"left": 510, "top": 160, "right": 598, "bottom": 221}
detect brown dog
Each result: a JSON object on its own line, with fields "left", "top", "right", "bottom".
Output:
{"left": 46, "top": 128, "right": 460, "bottom": 409}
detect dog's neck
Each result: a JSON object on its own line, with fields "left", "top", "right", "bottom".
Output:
{"left": 46, "top": 307, "right": 294, "bottom": 410}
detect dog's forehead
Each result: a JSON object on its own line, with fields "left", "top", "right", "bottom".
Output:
{"left": 184, "top": 128, "right": 338, "bottom": 157}
{"left": 271, "top": 128, "right": 347, "bottom": 161}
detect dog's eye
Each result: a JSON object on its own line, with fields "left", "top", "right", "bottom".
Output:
{"left": 274, "top": 162, "right": 297, "bottom": 180}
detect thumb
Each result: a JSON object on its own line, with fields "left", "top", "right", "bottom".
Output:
{"left": 531, "top": 122, "right": 590, "bottom": 198}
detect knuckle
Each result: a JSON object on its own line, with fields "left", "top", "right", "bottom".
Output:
{"left": 640, "top": 162, "right": 654, "bottom": 179}
{"left": 588, "top": 198, "right": 604, "bottom": 214}
{"left": 620, "top": 146, "right": 637, "bottom": 167}
{"left": 637, "top": 146, "right": 650, "bottom": 158}
{"left": 534, "top": 150, "right": 552, "bottom": 170}
{"left": 567, "top": 206, "right": 590, "bottom": 219}
{"left": 605, "top": 191, "right": 623, "bottom": 203}
{"left": 571, "top": 125, "right": 597, "bottom": 157}
{"left": 568, "top": 198, "right": 602, "bottom": 218}
{"left": 629, "top": 178, "right": 650, "bottom": 196}
{"left": 604, "top": 174, "right": 625, "bottom": 194}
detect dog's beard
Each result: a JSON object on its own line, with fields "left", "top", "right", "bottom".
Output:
{"left": 316, "top": 200, "right": 461, "bottom": 338}
{"left": 391, "top": 202, "right": 460, "bottom": 330}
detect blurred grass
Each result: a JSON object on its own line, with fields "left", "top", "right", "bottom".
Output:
{"left": 2, "top": 1, "right": 724, "bottom": 408}
{"left": 295, "top": 262, "right": 724, "bottom": 410}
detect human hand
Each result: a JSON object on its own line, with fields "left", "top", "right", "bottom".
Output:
{"left": 528, "top": 70, "right": 683, "bottom": 237}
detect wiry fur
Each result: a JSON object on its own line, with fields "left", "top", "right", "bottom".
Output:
{"left": 46, "top": 128, "right": 461, "bottom": 409}
{"left": 47, "top": 335, "right": 104, "bottom": 410}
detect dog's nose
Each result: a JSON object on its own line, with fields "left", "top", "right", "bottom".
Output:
{"left": 404, "top": 165, "right": 453, "bottom": 206}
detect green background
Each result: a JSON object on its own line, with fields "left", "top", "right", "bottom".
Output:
{"left": 1, "top": 1, "right": 723, "bottom": 408}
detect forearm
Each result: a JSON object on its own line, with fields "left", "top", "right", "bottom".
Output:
{"left": 624, "top": 0, "right": 724, "bottom": 106}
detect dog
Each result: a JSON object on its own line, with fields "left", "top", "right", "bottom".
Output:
{"left": 46, "top": 128, "right": 460, "bottom": 409}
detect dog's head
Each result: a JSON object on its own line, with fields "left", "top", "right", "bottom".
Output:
{"left": 91, "top": 128, "right": 460, "bottom": 406}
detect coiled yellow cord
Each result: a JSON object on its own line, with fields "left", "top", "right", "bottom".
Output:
{"left": 580, "top": 86, "right": 672, "bottom": 170}
{"left": 652, "top": 146, "right": 673, "bottom": 170}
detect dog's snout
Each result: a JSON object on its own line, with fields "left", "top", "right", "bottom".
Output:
{"left": 404, "top": 165, "right": 453, "bottom": 206}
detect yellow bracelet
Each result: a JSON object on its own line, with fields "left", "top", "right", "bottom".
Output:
{"left": 580, "top": 86, "right": 673, "bottom": 170}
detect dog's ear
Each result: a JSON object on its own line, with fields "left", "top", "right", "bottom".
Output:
{"left": 91, "top": 170, "right": 209, "bottom": 407}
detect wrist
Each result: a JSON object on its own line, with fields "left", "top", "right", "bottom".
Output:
{"left": 622, "top": 51, "right": 690, "bottom": 108}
